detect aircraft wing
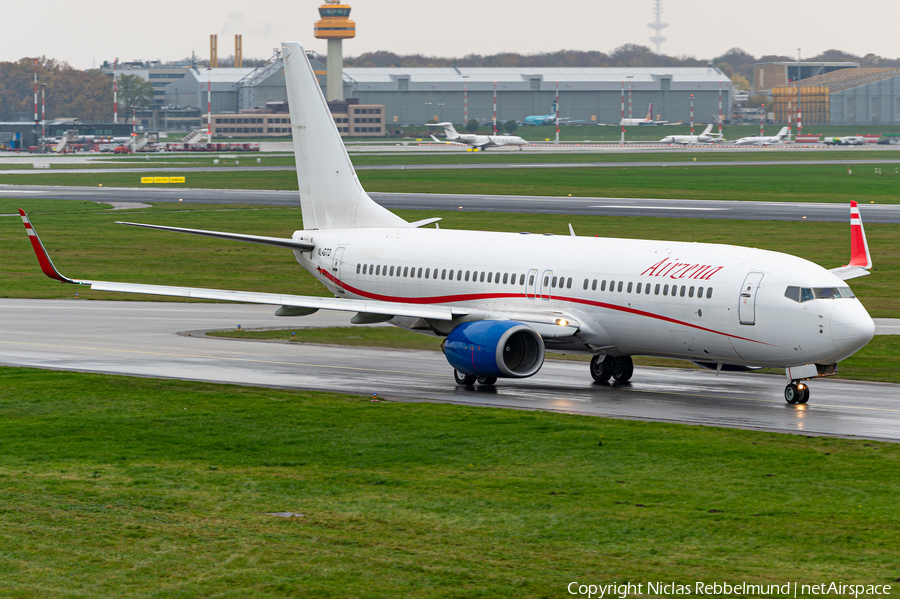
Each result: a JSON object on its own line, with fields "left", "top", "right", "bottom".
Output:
{"left": 19, "top": 210, "right": 580, "bottom": 334}
{"left": 429, "top": 135, "right": 468, "bottom": 147}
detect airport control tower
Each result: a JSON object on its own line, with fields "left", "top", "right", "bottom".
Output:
{"left": 314, "top": 0, "right": 355, "bottom": 101}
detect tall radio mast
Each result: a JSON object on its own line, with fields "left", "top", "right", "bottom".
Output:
{"left": 647, "top": 0, "right": 668, "bottom": 54}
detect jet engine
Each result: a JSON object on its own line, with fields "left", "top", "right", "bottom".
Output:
{"left": 443, "top": 320, "right": 544, "bottom": 378}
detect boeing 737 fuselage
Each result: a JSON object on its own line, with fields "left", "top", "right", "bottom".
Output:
{"left": 18, "top": 42, "right": 875, "bottom": 405}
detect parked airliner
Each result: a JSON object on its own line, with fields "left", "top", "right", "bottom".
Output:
{"left": 19, "top": 41, "right": 875, "bottom": 405}
{"left": 732, "top": 127, "right": 791, "bottom": 146}
{"left": 428, "top": 122, "right": 527, "bottom": 150}
{"left": 620, "top": 103, "right": 667, "bottom": 126}
{"left": 660, "top": 124, "right": 723, "bottom": 145}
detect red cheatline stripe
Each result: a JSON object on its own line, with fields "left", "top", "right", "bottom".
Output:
{"left": 318, "top": 268, "right": 774, "bottom": 346}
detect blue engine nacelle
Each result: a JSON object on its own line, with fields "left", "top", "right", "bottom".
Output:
{"left": 443, "top": 320, "right": 545, "bottom": 378}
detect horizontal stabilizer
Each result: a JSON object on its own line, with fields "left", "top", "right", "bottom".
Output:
{"left": 116, "top": 221, "right": 315, "bottom": 251}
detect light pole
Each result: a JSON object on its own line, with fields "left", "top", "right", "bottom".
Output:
{"left": 797, "top": 48, "right": 802, "bottom": 137}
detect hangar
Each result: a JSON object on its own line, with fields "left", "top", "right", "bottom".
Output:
{"left": 772, "top": 68, "right": 900, "bottom": 125}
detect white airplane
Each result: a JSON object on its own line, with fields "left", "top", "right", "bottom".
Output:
{"left": 428, "top": 122, "right": 527, "bottom": 151}
{"left": 620, "top": 103, "right": 666, "bottom": 126}
{"left": 18, "top": 41, "right": 876, "bottom": 405}
{"left": 732, "top": 127, "right": 791, "bottom": 146}
{"left": 660, "top": 124, "right": 723, "bottom": 145}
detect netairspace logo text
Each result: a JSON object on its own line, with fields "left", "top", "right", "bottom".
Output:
{"left": 566, "top": 581, "right": 893, "bottom": 599}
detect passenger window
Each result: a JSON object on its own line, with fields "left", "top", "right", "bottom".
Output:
{"left": 645, "top": 283, "right": 651, "bottom": 295}
{"left": 689, "top": 286, "right": 694, "bottom": 298}
{"left": 627, "top": 282, "right": 633, "bottom": 293}
{"left": 601, "top": 280, "right": 607, "bottom": 292}
{"left": 681, "top": 285, "right": 686, "bottom": 297}
{"left": 504, "top": 273, "right": 509, "bottom": 284}
{"left": 377, "top": 265, "right": 382, "bottom": 275}
{"left": 362, "top": 264, "right": 367, "bottom": 275}
{"left": 636, "top": 282, "right": 642, "bottom": 294}
{"left": 543, "top": 276, "right": 549, "bottom": 287}
{"left": 583, "top": 279, "right": 589, "bottom": 290}
{"left": 698, "top": 286, "right": 704, "bottom": 298}
{"left": 356, "top": 264, "right": 361, "bottom": 274}
{"left": 663, "top": 284, "right": 669, "bottom": 295}
{"left": 552, "top": 276, "right": 558, "bottom": 287}
{"left": 488, "top": 272, "right": 493, "bottom": 283}
{"left": 655, "top": 284, "right": 660, "bottom": 295}
{"left": 441, "top": 269, "right": 446, "bottom": 280}
{"left": 465, "top": 271, "right": 470, "bottom": 281}
{"left": 706, "top": 287, "right": 713, "bottom": 299}
{"left": 610, "top": 280, "right": 615, "bottom": 291}
{"left": 567, "top": 277, "right": 572, "bottom": 289}
{"left": 448, "top": 269, "right": 453, "bottom": 279}
{"left": 496, "top": 272, "right": 501, "bottom": 283}
{"left": 617, "top": 281, "right": 623, "bottom": 293}
{"left": 592, "top": 279, "right": 597, "bottom": 291}
{"left": 457, "top": 270, "right": 462, "bottom": 281}
{"left": 403, "top": 267, "right": 408, "bottom": 277}
{"left": 416, "top": 268, "right": 421, "bottom": 278}
{"left": 520, "top": 274, "right": 525, "bottom": 285}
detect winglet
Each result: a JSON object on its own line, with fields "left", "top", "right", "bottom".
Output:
{"left": 848, "top": 201, "right": 873, "bottom": 269}
{"left": 18, "top": 209, "right": 87, "bottom": 285}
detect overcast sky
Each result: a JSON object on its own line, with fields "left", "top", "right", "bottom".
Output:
{"left": 5, "top": 0, "right": 896, "bottom": 69}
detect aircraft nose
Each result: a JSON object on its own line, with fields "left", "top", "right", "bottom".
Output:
{"left": 830, "top": 300, "right": 875, "bottom": 357}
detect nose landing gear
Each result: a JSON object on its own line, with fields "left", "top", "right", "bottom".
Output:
{"left": 784, "top": 381, "right": 810, "bottom": 404}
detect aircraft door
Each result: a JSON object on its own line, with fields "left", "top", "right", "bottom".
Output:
{"left": 738, "top": 272, "right": 764, "bottom": 325}
{"left": 525, "top": 269, "right": 538, "bottom": 298}
{"left": 539, "top": 270, "right": 553, "bottom": 301}
{"left": 332, "top": 247, "right": 346, "bottom": 293}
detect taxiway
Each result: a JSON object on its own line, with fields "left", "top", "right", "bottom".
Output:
{"left": 1, "top": 299, "right": 897, "bottom": 442}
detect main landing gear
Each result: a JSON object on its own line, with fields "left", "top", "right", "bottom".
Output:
{"left": 453, "top": 370, "right": 496, "bottom": 387}
{"left": 590, "top": 355, "right": 634, "bottom": 383}
{"left": 784, "top": 381, "right": 810, "bottom": 404}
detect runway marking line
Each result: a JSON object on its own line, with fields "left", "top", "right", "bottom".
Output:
{"left": 3, "top": 339, "right": 899, "bottom": 416}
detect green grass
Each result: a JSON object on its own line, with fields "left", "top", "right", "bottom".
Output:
{"left": 3, "top": 163, "right": 900, "bottom": 204}
{"left": 0, "top": 366, "right": 897, "bottom": 597}
{"left": 2, "top": 203, "right": 897, "bottom": 317}
{"left": 208, "top": 326, "right": 900, "bottom": 384}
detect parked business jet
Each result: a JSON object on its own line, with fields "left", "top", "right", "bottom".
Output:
{"left": 19, "top": 41, "right": 875, "bottom": 404}
{"left": 620, "top": 103, "right": 667, "bottom": 126}
{"left": 732, "top": 127, "right": 791, "bottom": 146}
{"left": 428, "top": 122, "right": 527, "bottom": 150}
{"left": 660, "top": 124, "right": 723, "bottom": 145}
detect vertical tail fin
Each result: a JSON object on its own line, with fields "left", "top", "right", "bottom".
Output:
{"left": 282, "top": 41, "right": 407, "bottom": 230}
{"left": 701, "top": 124, "right": 713, "bottom": 136}
{"left": 777, "top": 126, "right": 790, "bottom": 139}
{"left": 439, "top": 122, "right": 460, "bottom": 139}
{"left": 646, "top": 103, "right": 653, "bottom": 121}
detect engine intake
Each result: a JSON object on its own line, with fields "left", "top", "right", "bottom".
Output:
{"left": 443, "top": 320, "right": 544, "bottom": 378}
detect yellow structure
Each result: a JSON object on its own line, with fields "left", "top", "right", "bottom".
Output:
{"left": 210, "top": 34, "right": 218, "bottom": 68}
{"left": 772, "top": 87, "right": 829, "bottom": 125}
{"left": 235, "top": 34, "right": 243, "bottom": 68}
{"left": 314, "top": 0, "right": 355, "bottom": 102}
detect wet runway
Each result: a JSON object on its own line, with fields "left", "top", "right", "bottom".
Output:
{"left": 2, "top": 185, "right": 898, "bottom": 223}
{"left": 1, "top": 299, "right": 897, "bottom": 442}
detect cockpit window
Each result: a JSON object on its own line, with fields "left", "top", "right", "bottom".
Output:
{"left": 785, "top": 285, "right": 855, "bottom": 303}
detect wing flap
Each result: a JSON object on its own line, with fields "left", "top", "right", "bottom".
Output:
{"left": 90, "top": 281, "right": 461, "bottom": 320}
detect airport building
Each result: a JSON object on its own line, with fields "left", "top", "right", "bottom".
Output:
{"left": 752, "top": 61, "right": 859, "bottom": 94}
{"left": 163, "top": 61, "right": 731, "bottom": 131}
{"left": 771, "top": 68, "right": 900, "bottom": 125}
{"left": 338, "top": 66, "right": 731, "bottom": 128}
